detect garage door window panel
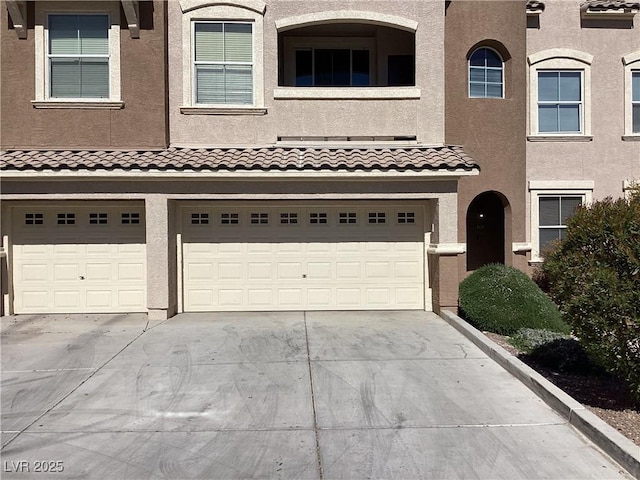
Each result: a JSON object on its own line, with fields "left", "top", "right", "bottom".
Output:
{"left": 221, "top": 213, "right": 239, "bottom": 225}
{"left": 192, "top": 213, "right": 210, "bottom": 225}
{"left": 280, "top": 213, "right": 298, "bottom": 224}
{"left": 57, "top": 213, "right": 76, "bottom": 225}
{"left": 310, "top": 212, "right": 328, "bottom": 224}
{"left": 339, "top": 212, "right": 357, "bottom": 224}
{"left": 397, "top": 212, "right": 415, "bottom": 224}
{"left": 250, "top": 213, "right": 269, "bottom": 225}
{"left": 25, "top": 213, "right": 44, "bottom": 225}
{"left": 89, "top": 213, "right": 108, "bottom": 224}
{"left": 121, "top": 213, "right": 140, "bottom": 224}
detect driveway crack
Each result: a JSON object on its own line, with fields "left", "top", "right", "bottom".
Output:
{"left": 303, "top": 311, "right": 324, "bottom": 480}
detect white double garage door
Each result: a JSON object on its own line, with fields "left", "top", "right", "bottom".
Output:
{"left": 12, "top": 202, "right": 429, "bottom": 313}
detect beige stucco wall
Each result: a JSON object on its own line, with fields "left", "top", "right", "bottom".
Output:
{"left": 526, "top": 2, "right": 640, "bottom": 201}
{"left": 168, "top": 0, "right": 445, "bottom": 146}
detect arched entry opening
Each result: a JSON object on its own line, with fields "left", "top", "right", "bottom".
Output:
{"left": 466, "top": 191, "right": 507, "bottom": 271}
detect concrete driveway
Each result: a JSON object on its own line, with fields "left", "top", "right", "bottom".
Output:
{"left": 0, "top": 311, "right": 632, "bottom": 479}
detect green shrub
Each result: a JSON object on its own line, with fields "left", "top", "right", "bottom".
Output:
{"left": 540, "top": 190, "right": 640, "bottom": 406}
{"left": 509, "top": 328, "right": 571, "bottom": 353}
{"left": 459, "top": 263, "right": 569, "bottom": 335}
{"left": 526, "top": 338, "right": 606, "bottom": 375}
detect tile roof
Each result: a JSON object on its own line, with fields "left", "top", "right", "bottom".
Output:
{"left": 581, "top": 0, "right": 640, "bottom": 10}
{"left": 526, "top": 0, "right": 546, "bottom": 11}
{"left": 0, "top": 146, "right": 478, "bottom": 173}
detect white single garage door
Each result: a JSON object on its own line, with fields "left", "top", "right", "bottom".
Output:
{"left": 181, "top": 203, "right": 427, "bottom": 311}
{"left": 12, "top": 205, "right": 147, "bottom": 314}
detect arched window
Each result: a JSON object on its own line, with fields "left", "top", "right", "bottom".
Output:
{"left": 468, "top": 47, "right": 503, "bottom": 98}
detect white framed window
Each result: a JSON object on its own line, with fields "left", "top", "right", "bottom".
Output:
{"left": 48, "top": 14, "right": 110, "bottom": 99}
{"left": 529, "top": 181, "right": 593, "bottom": 261}
{"left": 537, "top": 71, "right": 582, "bottom": 133}
{"left": 33, "top": 2, "right": 122, "bottom": 107}
{"left": 528, "top": 49, "right": 593, "bottom": 139}
{"left": 469, "top": 47, "right": 503, "bottom": 98}
{"left": 193, "top": 21, "right": 253, "bottom": 105}
{"left": 623, "top": 52, "right": 640, "bottom": 138}
{"left": 180, "top": 1, "right": 265, "bottom": 113}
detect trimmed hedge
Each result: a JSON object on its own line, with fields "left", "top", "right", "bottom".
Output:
{"left": 540, "top": 190, "right": 640, "bottom": 406}
{"left": 459, "top": 264, "right": 569, "bottom": 335}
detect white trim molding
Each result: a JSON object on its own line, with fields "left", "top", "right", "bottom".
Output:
{"left": 273, "top": 87, "right": 421, "bottom": 100}
{"left": 512, "top": 242, "right": 532, "bottom": 253}
{"left": 180, "top": 0, "right": 266, "bottom": 14}
{"left": 426, "top": 243, "right": 466, "bottom": 255}
{"left": 275, "top": 11, "right": 417, "bottom": 33}
{"left": 528, "top": 49, "right": 594, "bottom": 67}
{"left": 623, "top": 51, "right": 640, "bottom": 137}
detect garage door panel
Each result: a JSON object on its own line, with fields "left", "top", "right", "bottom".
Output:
{"left": 247, "top": 262, "right": 272, "bottom": 280}
{"left": 12, "top": 206, "right": 147, "bottom": 314}
{"left": 182, "top": 204, "right": 426, "bottom": 312}
{"left": 86, "top": 290, "right": 112, "bottom": 308}
{"left": 53, "top": 263, "right": 80, "bottom": 281}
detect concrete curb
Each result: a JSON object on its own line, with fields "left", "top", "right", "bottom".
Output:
{"left": 440, "top": 310, "right": 640, "bottom": 480}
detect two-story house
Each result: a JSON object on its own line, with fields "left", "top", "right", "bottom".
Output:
{"left": 1, "top": 0, "right": 483, "bottom": 319}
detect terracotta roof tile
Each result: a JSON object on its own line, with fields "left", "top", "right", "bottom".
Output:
{"left": 581, "top": 0, "right": 640, "bottom": 10}
{"left": 1, "top": 146, "right": 478, "bottom": 173}
{"left": 527, "top": 0, "right": 546, "bottom": 11}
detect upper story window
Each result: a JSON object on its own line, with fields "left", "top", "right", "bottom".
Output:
{"left": 538, "top": 71, "right": 582, "bottom": 133}
{"left": 528, "top": 49, "right": 593, "bottom": 139}
{"left": 33, "top": 3, "right": 122, "bottom": 108}
{"left": 295, "top": 48, "right": 370, "bottom": 87}
{"left": 179, "top": 0, "right": 265, "bottom": 114}
{"left": 48, "top": 14, "right": 110, "bottom": 99}
{"left": 193, "top": 22, "right": 253, "bottom": 105}
{"left": 468, "top": 47, "right": 503, "bottom": 98}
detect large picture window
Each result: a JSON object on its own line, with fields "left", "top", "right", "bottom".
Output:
{"left": 538, "top": 71, "right": 582, "bottom": 133}
{"left": 193, "top": 22, "right": 253, "bottom": 105}
{"left": 47, "top": 14, "right": 110, "bottom": 99}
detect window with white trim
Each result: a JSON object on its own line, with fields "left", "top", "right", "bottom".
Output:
{"left": 34, "top": 3, "right": 121, "bottom": 105}
{"left": 193, "top": 22, "right": 253, "bottom": 105}
{"left": 48, "top": 14, "right": 110, "bottom": 99}
{"left": 538, "top": 71, "right": 582, "bottom": 133}
{"left": 529, "top": 181, "right": 593, "bottom": 261}
{"left": 528, "top": 49, "right": 592, "bottom": 138}
{"left": 181, "top": 1, "right": 265, "bottom": 111}
{"left": 538, "top": 196, "right": 581, "bottom": 254}
{"left": 469, "top": 47, "right": 503, "bottom": 98}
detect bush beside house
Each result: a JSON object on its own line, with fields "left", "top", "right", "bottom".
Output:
{"left": 459, "top": 264, "right": 569, "bottom": 335}
{"left": 540, "top": 191, "right": 640, "bottom": 406}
